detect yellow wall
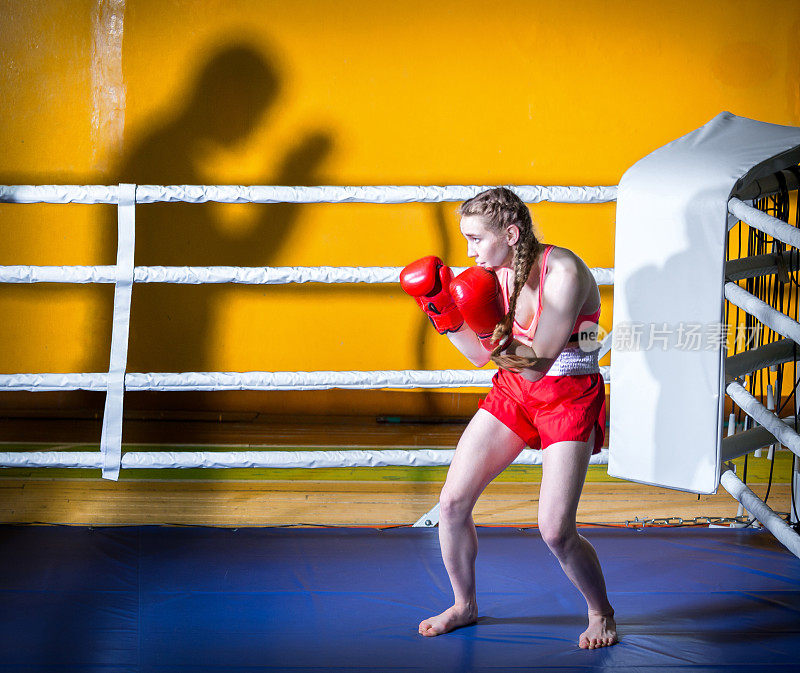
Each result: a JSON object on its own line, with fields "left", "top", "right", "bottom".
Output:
{"left": 1, "top": 0, "right": 799, "bottom": 414}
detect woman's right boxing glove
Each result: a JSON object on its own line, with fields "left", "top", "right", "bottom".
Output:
{"left": 400, "top": 256, "right": 464, "bottom": 334}
{"left": 449, "top": 266, "right": 507, "bottom": 351}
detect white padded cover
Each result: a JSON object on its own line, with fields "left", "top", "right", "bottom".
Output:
{"left": 609, "top": 112, "right": 800, "bottom": 493}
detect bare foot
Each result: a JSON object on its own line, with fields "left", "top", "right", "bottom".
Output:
{"left": 579, "top": 612, "right": 618, "bottom": 649}
{"left": 418, "top": 603, "right": 478, "bottom": 637}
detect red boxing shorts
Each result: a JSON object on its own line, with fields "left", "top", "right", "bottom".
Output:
{"left": 479, "top": 368, "right": 606, "bottom": 454}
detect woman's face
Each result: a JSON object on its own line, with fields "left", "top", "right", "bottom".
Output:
{"left": 460, "top": 215, "right": 516, "bottom": 269}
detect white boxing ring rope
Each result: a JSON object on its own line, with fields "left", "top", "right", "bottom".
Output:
{"left": 0, "top": 183, "right": 615, "bottom": 482}
{"left": 0, "top": 264, "right": 615, "bottom": 287}
{"left": 0, "top": 447, "right": 603, "bottom": 471}
{"left": 0, "top": 184, "right": 617, "bottom": 205}
{"left": 0, "top": 370, "right": 502, "bottom": 392}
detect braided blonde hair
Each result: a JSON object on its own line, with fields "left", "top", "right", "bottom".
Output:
{"left": 458, "top": 187, "right": 542, "bottom": 357}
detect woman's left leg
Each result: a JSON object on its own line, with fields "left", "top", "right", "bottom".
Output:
{"left": 538, "top": 427, "right": 618, "bottom": 649}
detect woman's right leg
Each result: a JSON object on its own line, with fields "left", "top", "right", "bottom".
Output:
{"left": 419, "top": 409, "right": 526, "bottom": 637}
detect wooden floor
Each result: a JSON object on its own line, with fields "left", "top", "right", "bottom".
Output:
{"left": 0, "top": 477, "right": 789, "bottom": 527}
{"left": 0, "top": 413, "right": 470, "bottom": 447}
{"left": 0, "top": 416, "right": 793, "bottom": 527}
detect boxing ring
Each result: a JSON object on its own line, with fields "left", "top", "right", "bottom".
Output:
{"left": 1, "top": 112, "right": 800, "bottom": 671}
{"left": 0, "top": 183, "right": 614, "bottom": 486}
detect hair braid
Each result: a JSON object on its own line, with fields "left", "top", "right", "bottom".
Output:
{"left": 491, "top": 235, "right": 539, "bottom": 356}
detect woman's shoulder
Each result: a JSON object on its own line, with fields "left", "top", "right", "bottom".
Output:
{"left": 543, "top": 244, "right": 580, "bottom": 270}
{"left": 545, "top": 245, "right": 594, "bottom": 286}
{"left": 542, "top": 243, "right": 581, "bottom": 266}
{"left": 543, "top": 244, "right": 596, "bottom": 281}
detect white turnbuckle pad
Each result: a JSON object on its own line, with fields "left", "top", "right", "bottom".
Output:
{"left": 609, "top": 112, "right": 800, "bottom": 493}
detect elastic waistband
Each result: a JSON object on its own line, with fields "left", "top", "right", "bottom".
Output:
{"left": 544, "top": 346, "right": 600, "bottom": 376}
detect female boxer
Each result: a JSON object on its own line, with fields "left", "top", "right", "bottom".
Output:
{"left": 400, "top": 187, "right": 617, "bottom": 649}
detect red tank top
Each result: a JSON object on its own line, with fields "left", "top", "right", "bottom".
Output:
{"left": 495, "top": 244, "right": 601, "bottom": 345}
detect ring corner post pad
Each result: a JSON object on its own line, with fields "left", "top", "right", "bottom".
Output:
{"left": 608, "top": 113, "right": 800, "bottom": 494}
{"left": 101, "top": 183, "right": 136, "bottom": 481}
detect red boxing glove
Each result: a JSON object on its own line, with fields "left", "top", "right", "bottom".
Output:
{"left": 450, "top": 267, "right": 506, "bottom": 350}
{"left": 400, "top": 256, "right": 464, "bottom": 334}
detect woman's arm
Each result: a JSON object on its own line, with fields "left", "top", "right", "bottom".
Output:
{"left": 447, "top": 324, "right": 492, "bottom": 367}
{"left": 492, "top": 340, "right": 553, "bottom": 382}
{"left": 494, "top": 255, "right": 591, "bottom": 382}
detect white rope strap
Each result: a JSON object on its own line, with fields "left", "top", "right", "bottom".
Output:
{"left": 100, "top": 184, "right": 135, "bottom": 481}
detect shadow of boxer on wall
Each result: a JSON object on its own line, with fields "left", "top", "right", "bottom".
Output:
{"left": 105, "top": 42, "right": 334, "bottom": 374}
